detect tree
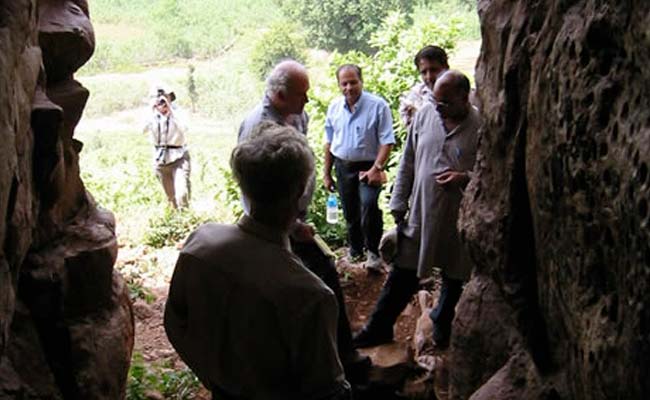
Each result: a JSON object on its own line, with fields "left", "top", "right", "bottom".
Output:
{"left": 276, "top": 0, "right": 415, "bottom": 53}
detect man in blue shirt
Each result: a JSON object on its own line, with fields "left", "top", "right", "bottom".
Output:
{"left": 323, "top": 64, "right": 395, "bottom": 272}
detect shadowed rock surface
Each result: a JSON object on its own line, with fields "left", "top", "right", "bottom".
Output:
{"left": 0, "top": 1, "right": 134, "bottom": 398}
{"left": 454, "top": 1, "right": 650, "bottom": 399}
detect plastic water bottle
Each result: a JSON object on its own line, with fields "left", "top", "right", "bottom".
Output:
{"left": 326, "top": 193, "right": 339, "bottom": 224}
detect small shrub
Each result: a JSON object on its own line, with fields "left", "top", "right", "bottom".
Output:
{"left": 127, "top": 353, "right": 200, "bottom": 400}
{"left": 250, "top": 21, "right": 308, "bottom": 79}
{"left": 124, "top": 275, "right": 156, "bottom": 304}
{"left": 144, "top": 208, "right": 210, "bottom": 248}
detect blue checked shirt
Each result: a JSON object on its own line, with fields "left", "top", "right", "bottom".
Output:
{"left": 325, "top": 91, "right": 395, "bottom": 162}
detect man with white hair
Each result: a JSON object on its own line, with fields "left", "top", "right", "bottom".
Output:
{"left": 165, "top": 124, "right": 351, "bottom": 399}
{"left": 239, "top": 60, "right": 370, "bottom": 381}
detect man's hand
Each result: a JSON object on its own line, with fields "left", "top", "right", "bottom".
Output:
{"left": 391, "top": 210, "right": 407, "bottom": 225}
{"left": 323, "top": 174, "right": 336, "bottom": 192}
{"left": 291, "top": 221, "right": 315, "bottom": 243}
{"left": 435, "top": 170, "right": 468, "bottom": 187}
{"left": 359, "top": 166, "right": 384, "bottom": 187}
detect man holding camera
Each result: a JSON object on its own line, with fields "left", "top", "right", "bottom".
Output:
{"left": 143, "top": 86, "right": 191, "bottom": 209}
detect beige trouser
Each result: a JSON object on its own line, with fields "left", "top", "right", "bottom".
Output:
{"left": 155, "top": 152, "right": 191, "bottom": 208}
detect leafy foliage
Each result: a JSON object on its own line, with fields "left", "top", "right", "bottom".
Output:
{"left": 144, "top": 208, "right": 211, "bottom": 248}
{"left": 276, "top": 0, "right": 415, "bottom": 53}
{"left": 250, "top": 21, "right": 308, "bottom": 79}
{"left": 127, "top": 353, "right": 200, "bottom": 400}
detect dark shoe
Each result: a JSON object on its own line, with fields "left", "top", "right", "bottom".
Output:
{"left": 342, "top": 350, "right": 372, "bottom": 384}
{"left": 432, "top": 325, "right": 450, "bottom": 350}
{"left": 352, "top": 327, "right": 393, "bottom": 349}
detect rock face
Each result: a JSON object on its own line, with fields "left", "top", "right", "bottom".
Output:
{"left": 454, "top": 1, "right": 650, "bottom": 399}
{"left": 0, "top": 1, "right": 134, "bottom": 398}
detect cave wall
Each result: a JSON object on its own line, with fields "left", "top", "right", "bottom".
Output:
{"left": 0, "top": 1, "right": 134, "bottom": 399}
{"left": 454, "top": 1, "right": 650, "bottom": 399}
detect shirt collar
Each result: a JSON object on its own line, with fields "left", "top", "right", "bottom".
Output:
{"left": 344, "top": 91, "right": 365, "bottom": 113}
{"left": 237, "top": 215, "right": 291, "bottom": 250}
{"left": 261, "top": 95, "right": 285, "bottom": 125}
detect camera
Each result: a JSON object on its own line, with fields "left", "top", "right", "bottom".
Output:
{"left": 156, "top": 89, "right": 176, "bottom": 102}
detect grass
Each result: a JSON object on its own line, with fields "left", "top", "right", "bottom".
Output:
{"left": 82, "top": 0, "right": 282, "bottom": 74}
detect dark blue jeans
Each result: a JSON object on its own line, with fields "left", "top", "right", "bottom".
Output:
{"left": 429, "top": 275, "right": 464, "bottom": 337}
{"left": 333, "top": 157, "right": 383, "bottom": 255}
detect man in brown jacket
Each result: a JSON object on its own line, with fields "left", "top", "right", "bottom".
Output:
{"left": 165, "top": 124, "right": 351, "bottom": 399}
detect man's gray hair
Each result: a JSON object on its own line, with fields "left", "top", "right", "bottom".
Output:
{"left": 231, "top": 121, "right": 314, "bottom": 205}
{"left": 265, "top": 59, "right": 306, "bottom": 97}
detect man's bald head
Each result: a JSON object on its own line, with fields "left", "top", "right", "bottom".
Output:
{"left": 266, "top": 60, "right": 310, "bottom": 116}
{"left": 433, "top": 70, "right": 470, "bottom": 99}
{"left": 433, "top": 70, "right": 471, "bottom": 120}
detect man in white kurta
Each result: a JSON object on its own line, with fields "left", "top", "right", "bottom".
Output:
{"left": 353, "top": 71, "right": 481, "bottom": 349}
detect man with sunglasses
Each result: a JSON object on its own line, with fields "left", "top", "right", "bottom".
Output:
{"left": 353, "top": 70, "right": 481, "bottom": 350}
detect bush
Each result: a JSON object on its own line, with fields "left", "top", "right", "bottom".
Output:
{"left": 144, "top": 208, "right": 211, "bottom": 248}
{"left": 250, "top": 21, "right": 308, "bottom": 79}
{"left": 277, "top": 0, "right": 415, "bottom": 53}
{"left": 127, "top": 353, "right": 200, "bottom": 400}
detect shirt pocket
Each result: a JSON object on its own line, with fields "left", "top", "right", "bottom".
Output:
{"left": 353, "top": 114, "right": 375, "bottom": 148}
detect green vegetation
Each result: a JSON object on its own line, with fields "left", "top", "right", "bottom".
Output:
{"left": 250, "top": 21, "right": 308, "bottom": 79}
{"left": 127, "top": 353, "right": 200, "bottom": 400}
{"left": 276, "top": 0, "right": 415, "bottom": 53}
{"left": 83, "top": 0, "right": 282, "bottom": 74}
{"left": 144, "top": 208, "right": 210, "bottom": 248}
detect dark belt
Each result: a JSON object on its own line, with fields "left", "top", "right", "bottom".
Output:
{"left": 333, "top": 156, "right": 374, "bottom": 168}
{"left": 155, "top": 145, "right": 183, "bottom": 149}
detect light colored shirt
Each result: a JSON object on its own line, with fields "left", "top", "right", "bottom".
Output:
{"left": 325, "top": 91, "right": 395, "bottom": 162}
{"left": 164, "top": 216, "right": 348, "bottom": 400}
{"left": 143, "top": 108, "right": 188, "bottom": 165}
{"left": 398, "top": 82, "right": 434, "bottom": 128}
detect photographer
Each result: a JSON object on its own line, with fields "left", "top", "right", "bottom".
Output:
{"left": 143, "top": 86, "right": 191, "bottom": 209}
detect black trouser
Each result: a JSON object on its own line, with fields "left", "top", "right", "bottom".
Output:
{"left": 365, "top": 265, "right": 464, "bottom": 337}
{"left": 292, "top": 239, "right": 355, "bottom": 360}
{"left": 333, "top": 157, "right": 383, "bottom": 255}
{"left": 364, "top": 266, "right": 420, "bottom": 337}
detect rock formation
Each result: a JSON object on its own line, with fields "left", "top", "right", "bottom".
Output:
{"left": 0, "top": 1, "right": 134, "bottom": 398}
{"left": 454, "top": 1, "right": 650, "bottom": 399}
